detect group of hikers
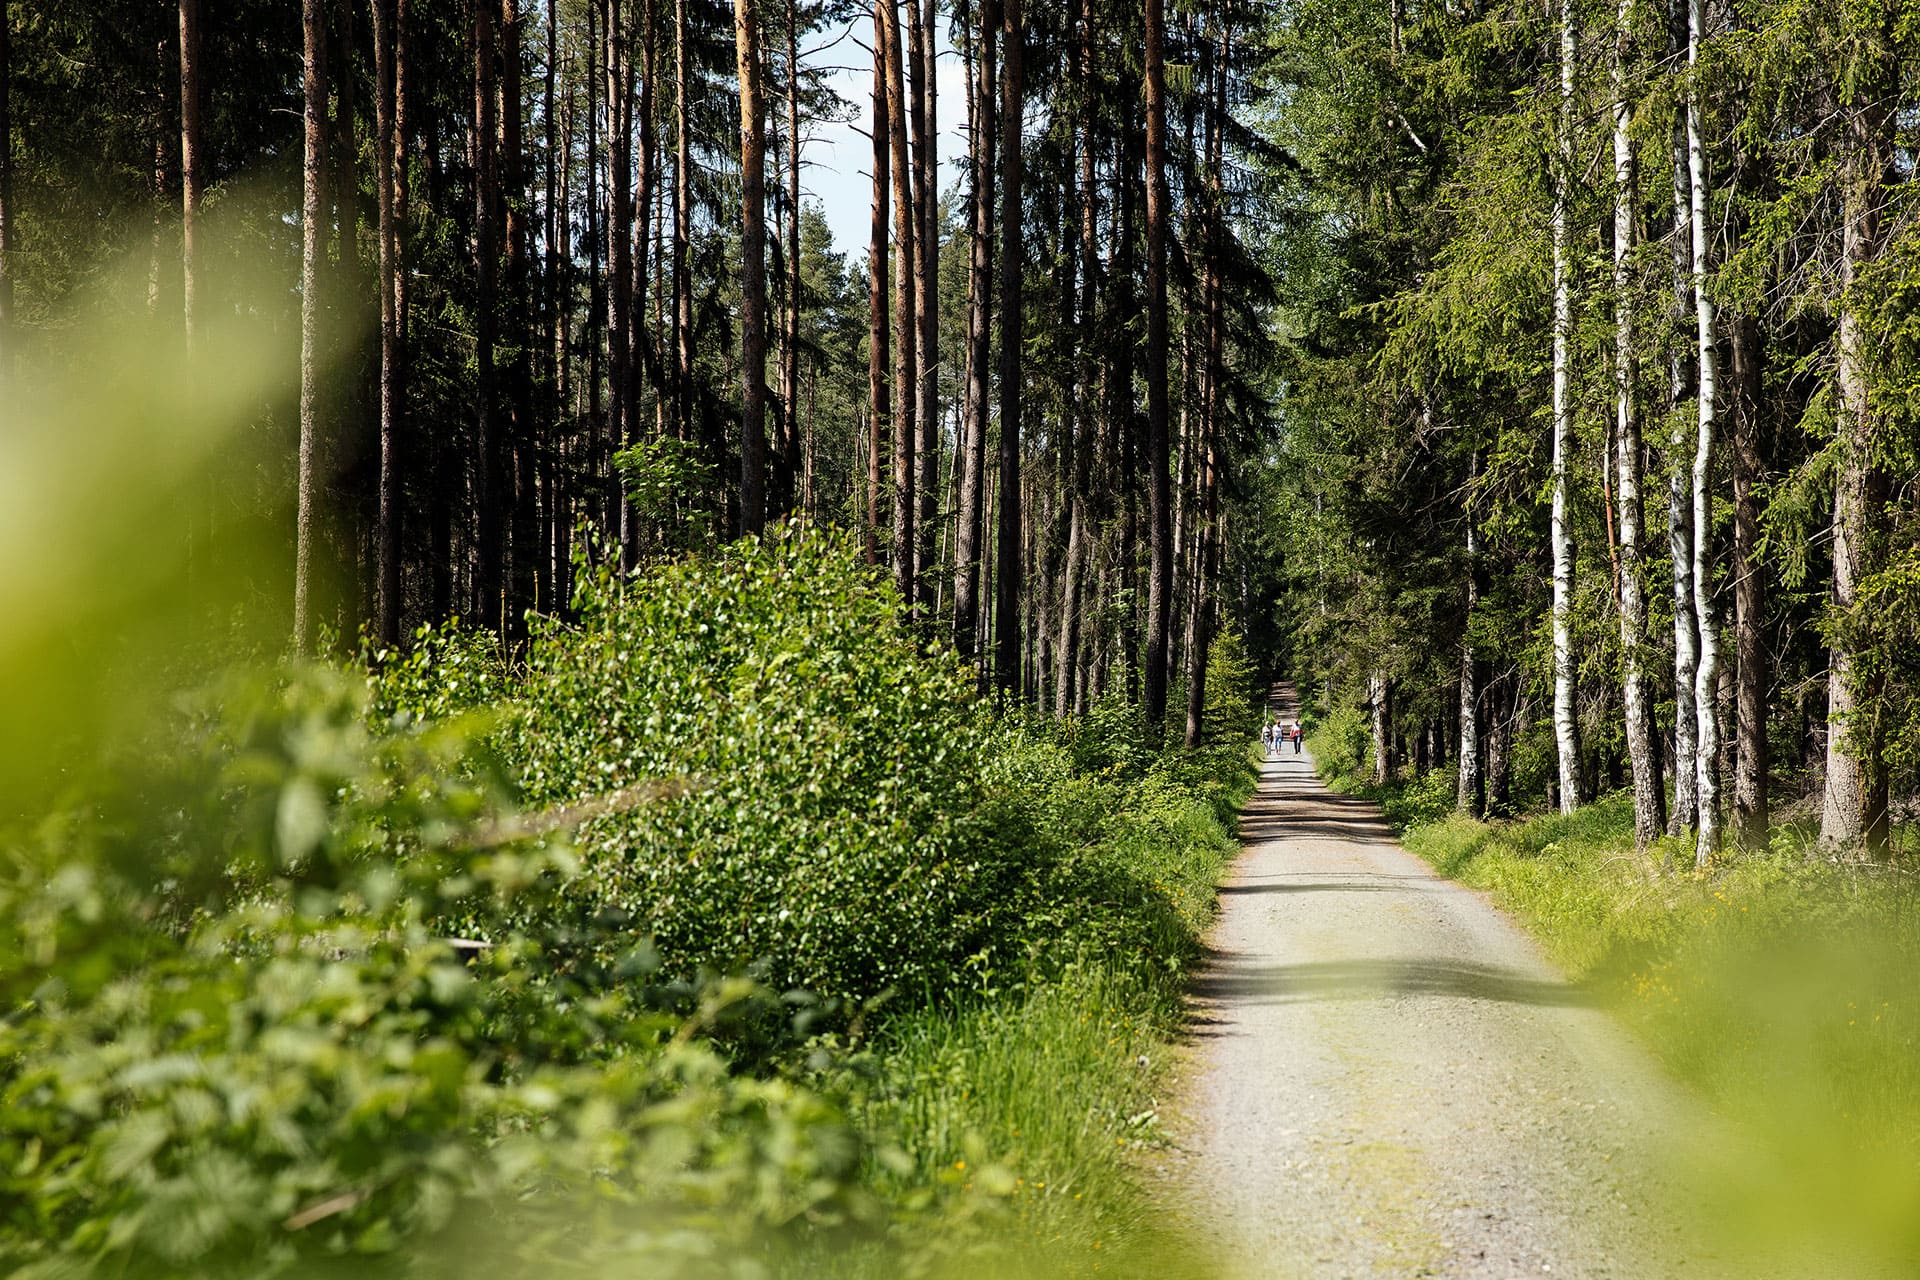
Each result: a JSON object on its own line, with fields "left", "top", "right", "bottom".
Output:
{"left": 1262, "top": 718, "right": 1303, "bottom": 758}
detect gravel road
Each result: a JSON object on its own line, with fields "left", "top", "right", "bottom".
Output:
{"left": 1169, "top": 686, "right": 1719, "bottom": 1279}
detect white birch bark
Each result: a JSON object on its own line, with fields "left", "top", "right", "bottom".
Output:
{"left": 1371, "top": 671, "right": 1393, "bottom": 786}
{"left": 1667, "top": 48, "right": 1699, "bottom": 833}
{"left": 1550, "top": 0, "right": 1581, "bottom": 814}
{"left": 1458, "top": 462, "right": 1483, "bottom": 817}
{"left": 1613, "top": 0, "right": 1663, "bottom": 845}
{"left": 1686, "top": 0, "right": 1720, "bottom": 866}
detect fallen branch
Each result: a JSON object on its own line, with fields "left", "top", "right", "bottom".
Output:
{"left": 465, "top": 776, "right": 703, "bottom": 848}
{"left": 284, "top": 1189, "right": 365, "bottom": 1231}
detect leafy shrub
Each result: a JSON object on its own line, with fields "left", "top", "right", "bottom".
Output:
{"left": 1307, "top": 701, "right": 1373, "bottom": 784}
{"left": 492, "top": 529, "right": 1047, "bottom": 1009}
{"left": 366, "top": 622, "right": 507, "bottom": 728}
{"left": 1381, "top": 761, "right": 1457, "bottom": 828}
{"left": 1063, "top": 693, "right": 1155, "bottom": 779}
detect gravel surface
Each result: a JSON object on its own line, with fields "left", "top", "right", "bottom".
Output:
{"left": 1168, "top": 687, "right": 1720, "bottom": 1280}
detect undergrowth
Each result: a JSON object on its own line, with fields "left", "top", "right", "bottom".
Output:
{"left": 1, "top": 530, "right": 1258, "bottom": 1278}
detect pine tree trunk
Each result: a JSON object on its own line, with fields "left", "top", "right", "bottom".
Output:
{"left": 1489, "top": 679, "right": 1524, "bottom": 816}
{"left": 543, "top": 0, "right": 561, "bottom": 599}
{"left": 1142, "top": 0, "right": 1173, "bottom": 729}
{"left": 474, "top": 0, "right": 503, "bottom": 632}
{"left": 993, "top": 0, "right": 1024, "bottom": 692}
{"left": 1118, "top": 107, "right": 1141, "bottom": 707}
{"left": 1729, "top": 306, "right": 1768, "bottom": 847}
{"left": 782, "top": 0, "right": 803, "bottom": 514}
{"left": 882, "top": 0, "right": 916, "bottom": 601}
{"left": 736, "top": 0, "right": 767, "bottom": 535}
{"left": 1820, "top": 15, "right": 1895, "bottom": 854}
{"left": 294, "top": 0, "right": 328, "bottom": 654}
{"left": 178, "top": 0, "right": 203, "bottom": 354}
{"left": 0, "top": 6, "right": 10, "bottom": 370}
{"left": 1548, "top": 0, "right": 1582, "bottom": 812}
{"left": 150, "top": 31, "right": 174, "bottom": 319}
{"left": 1686, "top": 0, "right": 1721, "bottom": 866}
{"left": 1185, "top": 18, "right": 1227, "bottom": 749}
{"left": 1055, "top": 23, "right": 1095, "bottom": 718}
{"left": 605, "top": 0, "right": 632, "bottom": 543}
{"left": 911, "top": 0, "right": 939, "bottom": 611}
{"left": 952, "top": 0, "right": 995, "bottom": 657}
{"left": 327, "top": 2, "right": 364, "bottom": 637}
{"left": 673, "top": 0, "right": 693, "bottom": 440}
{"left": 583, "top": 0, "right": 603, "bottom": 549}
{"left": 628, "top": 0, "right": 658, "bottom": 555}
{"left": 501, "top": 0, "right": 540, "bottom": 619}
{"left": 866, "top": 8, "right": 890, "bottom": 566}
{"left": 374, "top": 0, "right": 403, "bottom": 644}
{"left": 1612, "top": 1, "right": 1664, "bottom": 844}
{"left": 0, "top": 7, "right": 10, "bottom": 374}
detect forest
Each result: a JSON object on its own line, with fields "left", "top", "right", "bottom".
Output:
{"left": 1, "top": 0, "right": 1918, "bottom": 1271}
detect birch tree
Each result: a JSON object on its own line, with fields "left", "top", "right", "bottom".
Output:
{"left": 1686, "top": 0, "right": 1721, "bottom": 866}
{"left": 1458, "top": 457, "right": 1483, "bottom": 817}
{"left": 1613, "top": 0, "right": 1664, "bottom": 844}
{"left": 1665, "top": 0, "right": 1699, "bottom": 835}
{"left": 1549, "top": 0, "right": 1582, "bottom": 812}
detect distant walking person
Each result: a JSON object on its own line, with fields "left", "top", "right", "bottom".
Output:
{"left": 1260, "top": 722, "right": 1272, "bottom": 757}
{"left": 1292, "top": 723, "right": 1303, "bottom": 754}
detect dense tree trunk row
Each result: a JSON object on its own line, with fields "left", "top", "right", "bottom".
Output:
{"left": 4, "top": 0, "right": 1295, "bottom": 749}
{"left": 1273, "top": 0, "right": 1920, "bottom": 857}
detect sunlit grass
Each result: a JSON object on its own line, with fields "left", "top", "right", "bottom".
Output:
{"left": 820, "top": 760, "right": 1255, "bottom": 1278}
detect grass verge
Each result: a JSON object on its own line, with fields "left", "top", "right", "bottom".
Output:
{"left": 833, "top": 745, "right": 1259, "bottom": 1277}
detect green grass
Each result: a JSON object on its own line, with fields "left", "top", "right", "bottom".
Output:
{"left": 815, "top": 747, "right": 1258, "bottom": 1278}
{"left": 1316, "top": 756, "right": 1920, "bottom": 1275}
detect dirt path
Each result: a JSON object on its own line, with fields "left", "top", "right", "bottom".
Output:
{"left": 1169, "top": 684, "right": 1713, "bottom": 1279}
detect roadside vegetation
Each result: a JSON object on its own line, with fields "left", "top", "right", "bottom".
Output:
{"left": 1308, "top": 705, "right": 1920, "bottom": 1274}
{"left": 1, "top": 531, "right": 1257, "bottom": 1279}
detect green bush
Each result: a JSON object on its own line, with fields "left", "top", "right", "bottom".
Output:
{"left": 486, "top": 530, "right": 1045, "bottom": 1008}
{"left": 1307, "top": 701, "right": 1372, "bottom": 784}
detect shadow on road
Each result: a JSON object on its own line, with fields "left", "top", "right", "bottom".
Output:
{"left": 1216, "top": 877, "right": 1429, "bottom": 896}
{"left": 1189, "top": 957, "right": 1597, "bottom": 1008}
